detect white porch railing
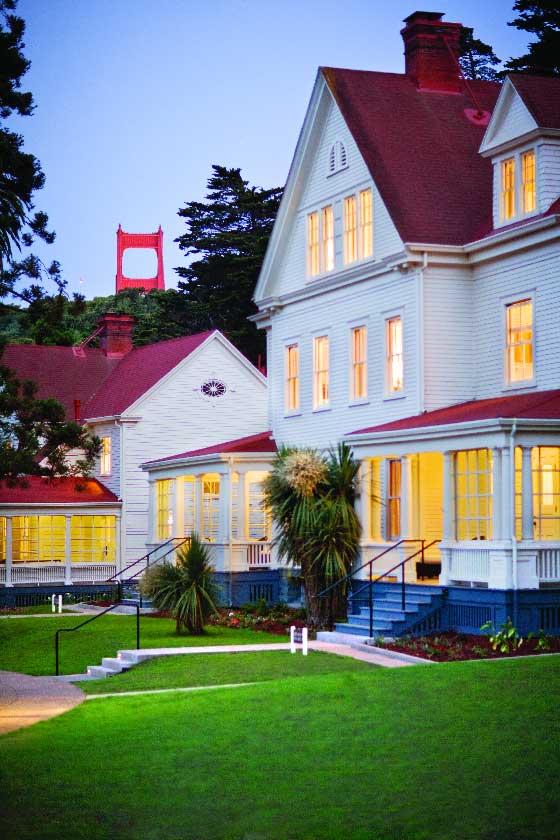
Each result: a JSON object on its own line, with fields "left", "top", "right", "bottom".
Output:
{"left": 0, "top": 563, "right": 117, "bottom": 585}
{"left": 536, "top": 548, "right": 560, "bottom": 582}
{"left": 448, "top": 549, "right": 490, "bottom": 583}
{"left": 245, "top": 542, "right": 272, "bottom": 567}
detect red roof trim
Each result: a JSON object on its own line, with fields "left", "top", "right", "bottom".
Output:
{"left": 0, "top": 477, "right": 120, "bottom": 504}
{"left": 146, "top": 431, "right": 277, "bottom": 465}
{"left": 349, "top": 389, "right": 560, "bottom": 436}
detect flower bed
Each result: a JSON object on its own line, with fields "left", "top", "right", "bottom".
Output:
{"left": 377, "top": 632, "right": 560, "bottom": 662}
{"left": 208, "top": 603, "right": 308, "bottom": 636}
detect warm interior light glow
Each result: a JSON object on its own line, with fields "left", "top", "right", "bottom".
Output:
{"left": 307, "top": 212, "right": 319, "bottom": 276}
{"left": 344, "top": 196, "right": 357, "bottom": 263}
{"left": 506, "top": 299, "right": 533, "bottom": 382}
{"left": 322, "top": 205, "right": 334, "bottom": 271}
{"left": 351, "top": 326, "right": 367, "bottom": 400}
{"left": 501, "top": 158, "right": 515, "bottom": 220}
{"left": 313, "top": 335, "right": 329, "bottom": 407}
{"left": 285, "top": 343, "right": 299, "bottom": 411}
{"left": 359, "top": 189, "right": 373, "bottom": 259}
{"left": 100, "top": 437, "right": 111, "bottom": 476}
{"left": 387, "top": 317, "right": 403, "bottom": 392}
{"left": 522, "top": 150, "right": 536, "bottom": 213}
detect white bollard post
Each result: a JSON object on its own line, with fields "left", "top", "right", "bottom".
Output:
{"left": 51, "top": 594, "right": 55, "bottom": 613}
{"left": 58, "top": 594, "right": 62, "bottom": 614}
{"left": 290, "top": 625, "right": 296, "bottom": 654}
{"left": 302, "top": 627, "right": 308, "bottom": 656}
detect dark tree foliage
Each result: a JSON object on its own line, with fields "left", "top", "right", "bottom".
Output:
{"left": 459, "top": 26, "right": 501, "bottom": 81}
{"left": 0, "top": 358, "right": 101, "bottom": 486}
{"left": 175, "top": 165, "right": 283, "bottom": 364}
{"left": 505, "top": 1, "right": 560, "bottom": 76}
{"left": 0, "top": 1, "right": 99, "bottom": 482}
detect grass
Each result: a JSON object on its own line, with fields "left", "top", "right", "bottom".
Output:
{"left": 80, "top": 649, "right": 376, "bottom": 694}
{"left": 0, "top": 615, "right": 288, "bottom": 676}
{"left": 1, "top": 656, "right": 559, "bottom": 839}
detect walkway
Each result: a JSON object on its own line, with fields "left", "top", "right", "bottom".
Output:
{"left": 0, "top": 640, "right": 420, "bottom": 734}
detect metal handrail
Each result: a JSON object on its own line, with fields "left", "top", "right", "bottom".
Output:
{"left": 317, "top": 538, "right": 441, "bottom": 638}
{"left": 55, "top": 602, "right": 140, "bottom": 676}
{"left": 106, "top": 536, "right": 190, "bottom": 584}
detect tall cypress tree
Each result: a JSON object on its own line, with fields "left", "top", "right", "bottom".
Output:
{"left": 175, "top": 165, "right": 283, "bottom": 365}
{"left": 504, "top": 1, "right": 560, "bottom": 76}
{"left": 459, "top": 26, "right": 501, "bottom": 81}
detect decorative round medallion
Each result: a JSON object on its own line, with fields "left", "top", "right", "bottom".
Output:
{"left": 200, "top": 379, "right": 227, "bottom": 398}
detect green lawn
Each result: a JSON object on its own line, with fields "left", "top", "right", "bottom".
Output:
{"left": 1, "top": 656, "right": 559, "bottom": 839}
{"left": 0, "top": 615, "right": 287, "bottom": 676}
{"left": 81, "top": 649, "right": 375, "bottom": 694}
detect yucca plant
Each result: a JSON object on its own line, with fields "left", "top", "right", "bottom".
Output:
{"left": 263, "top": 442, "right": 360, "bottom": 627}
{"left": 139, "top": 533, "right": 219, "bottom": 634}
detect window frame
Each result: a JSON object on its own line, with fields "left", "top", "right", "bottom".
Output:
{"left": 100, "top": 436, "right": 112, "bottom": 476}
{"left": 496, "top": 146, "right": 538, "bottom": 226}
{"left": 313, "top": 334, "right": 330, "bottom": 411}
{"left": 386, "top": 459, "right": 402, "bottom": 541}
{"left": 385, "top": 314, "right": 404, "bottom": 397}
{"left": 284, "top": 341, "right": 300, "bottom": 415}
{"left": 454, "top": 449, "right": 493, "bottom": 541}
{"left": 349, "top": 324, "right": 368, "bottom": 404}
{"left": 504, "top": 295, "right": 535, "bottom": 388}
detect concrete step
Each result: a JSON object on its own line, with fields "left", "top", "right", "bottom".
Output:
{"left": 101, "top": 657, "right": 129, "bottom": 672}
{"left": 86, "top": 665, "right": 114, "bottom": 679}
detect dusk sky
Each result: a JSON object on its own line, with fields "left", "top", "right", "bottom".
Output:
{"left": 14, "top": 0, "right": 530, "bottom": 299}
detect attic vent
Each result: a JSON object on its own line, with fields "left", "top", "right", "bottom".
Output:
{"left": 328, "top": 140, "right": 348, "bottom": 175}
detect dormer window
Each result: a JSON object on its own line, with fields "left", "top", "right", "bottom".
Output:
{"left": 328, "top": 140, "right": 348, "bottom": 175}
{"left": 498, "top": 148, "right": 537, "bottom": 225}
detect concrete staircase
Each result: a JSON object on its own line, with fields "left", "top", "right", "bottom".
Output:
{"left": 334, "top": 582, "right": 445, "bottom": 639}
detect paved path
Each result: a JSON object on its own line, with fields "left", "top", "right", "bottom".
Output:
{"left": 0, "top": 670, "right": 85, "bottom": 735}
{"left": 0, "top": 640, "right": 418, "bottom": 734}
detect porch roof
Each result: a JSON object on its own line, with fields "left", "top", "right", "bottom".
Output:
{"left": 144, "top": 431, "right": 277, "bottom": 466}
{"left": 349, "top": 388, "right": 560, "bottom": 437}
{"left": 0, "top": 477, "right": 119, "bottom": 504}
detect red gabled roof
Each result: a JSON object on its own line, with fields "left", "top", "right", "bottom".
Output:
{"left": 0, "top": 476, "right": 119, "bottom": 504}
{"left": 322, "top": 67, "right": 501, "bottom": 246}
{"left": 83, "top": 331, "right": 214, "bottom": 418}
{"left": 146, "top": 431, "right": 277, "bottom": 465}
{"left": 1, "top": 345, "right": 119, "bottom": 418}
{"left": 349, "top": 389, "right": 560, "bottom": 436}
{"left": 509, "top": 74, "right": 560, "bottom": 129}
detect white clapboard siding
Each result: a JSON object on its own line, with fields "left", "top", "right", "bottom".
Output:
{"left": 119, "top": 336, "right": 268, "bottom": 563}
{"left": 273, "top": 95, "right": 402, "bottom": 298}
{"left": 423, "top": 264, "right": 476, "bottom": 411}
{"left": 485, "top": 85, "right": 535, "bottom": 152}
{"left": 270, "top": 268, "right": 419, "bottom": 449}
{"left": 538, "top": 142, "right": 560, "bottom": 214}
{"left": 473, "top": 240, "right": 560, "bottom": 400}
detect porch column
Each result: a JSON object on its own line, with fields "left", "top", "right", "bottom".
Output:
{"left": 236, "top": 469, "right": 248, "bottom": 541}
{"left": 442, "top": 451, "right": 454, "bottom": 541}
{"left": 501, "top": 447, "right": 514, "bottom": 588}
{"left": 147, "top": 479, "right": 156, "bottom": 543}
{"left": 64, "top": 515, "right": 72, "bottom": 585}
{"left": 521, "top": 446, "right": 534, "bottom": 541}
{"left": 400, "top": 455, "right": 412, "bottom": 538}
{"left": 174, "top": 477, "right": 184, "bottom": 538}
{"left": 5, "top": 515, "right": 13, "bottom": 587}
{"left": 492, "top": 448, "right": 503, "bottom": 539}
{"left": 115, "top": 514, "right": 122, "bottom": 572}
{"left": 356, "top": 460, "right": 369, "bottom": 541}
{"left": 218, "top": 469, "right": 231, "bottom": 543}
{"left": 195, "top": 475, "right": 203, "bottom": 536}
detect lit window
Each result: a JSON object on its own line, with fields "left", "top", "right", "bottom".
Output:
{"left": 12, "top": 516, "right": 65, "bottom": 563}
{"left": 386, "top": 316, "right": 403, "bottom": 392}
{"left": 247, "top": 472, "right": 270, "bottom": 540}
{"left": 516, "top": 447, "right": 560, "bottom": 540}
{"left": 202, "top": 475, "right": 220, "bottom": 541}
{"left": 506, "top": 299, "right": 533, "bottom": 383}
{"left": 100, "top": 437, "right": 111, "bottom": 476}
{"left": 522, "top": 150, "right": 536, "bottom": 213}
{"left": 307, "top": 211, "right": 319, "bottom": 276}
{"left": 455, "top": 450, "right": 493, "bottom": 540}
{"left": 313, "top": 335, "right": 329, "bottom": 408}
{"left": 156, "top": 479, "right": 174, "bottom": 541}
{"left": 322, "top": 205, "right": 334, "bottom": 272}
{"left": 351, "top": 326, "right": 367, "bottom": 401}
{"left": 359, "top": 189, "right": 373, "bottom": 259}
{"left": 343, "top": 196, "right": 357, "bottom": 264}
{"left": 386, "top": 460, "right": 401, "bottom": 540}
{"left": 70, "top": 515, "right": 116, "bottom": 563}
{"left": 285, "top": 344, "right": 299, "bottom": 412}
{"left": 501, "top": 158, "right": 515, "bottom": 221}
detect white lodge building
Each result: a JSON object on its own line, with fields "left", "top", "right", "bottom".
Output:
{"left": 251, "top": 11, "right": 560, "bottom": 635}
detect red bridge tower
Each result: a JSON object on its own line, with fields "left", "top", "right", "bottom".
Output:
{"left": 116, "top": 225, "right": 165, "bottom": 293}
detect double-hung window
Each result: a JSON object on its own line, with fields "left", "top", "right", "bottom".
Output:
{"left": 386, "top": 459, "right": 402, "bottom": 540}
{"left": 521, "top": 150, "right": 536, "bottom": 213}
{"left": 100, "top": 437, "right": 111, "bottom": 476}
{"left": 455, "top": 449, "right": 493, "bottom": 540}
{"left": 308, "top": 206, "right": 334, "bottom": 276}
{"left": 322, "top": 205, "right": 334, "bottom": 272}
{"left": 500, "top": 158, "right": 515, "bottom": 221}
{"left": 307, "top": 212, "right": 320, "bottom": 276}
{"left": 506, "top": 299, "right": 533, "bottom": 383}
{"left": 343, "top": 196, "right": 357, "bottom": 263}
{"left": 285, "top": 343, "right": 299, "bottom": 412}
{"left": 386, "top": 316, "right": 403, "bottom": 393}
{"left": 344, "top": 189, "right": 373, "bottom": 264}
{"left": 359, "top": 189, "right": 373, "bottom": 259}
{"left": 313, "top": 335, "right": 329, "bottom": 408}
{"left": 156, "top": 479, "right": 175, "bottom": 541}
{"left": 499, "top": 149, "right": 536, "bottom": 223}
{"left": 351, "top": 326, "right": 367, "bottom": 401}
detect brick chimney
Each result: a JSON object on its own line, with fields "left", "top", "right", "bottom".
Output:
{"left": 97, "top": 313, "right": 135, "bottom": 358}
{"left": 401, "top": 11, "right": 462, "bottom": 93}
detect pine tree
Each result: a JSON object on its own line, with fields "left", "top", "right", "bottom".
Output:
{"left": 459, "top": 27, "right": 501, "bottom": 81}
{"left": 175, "top": 165, "right": 283, "bottom": 364}
{"left": 505, "top": 1, "right": 560, "bottom": 76}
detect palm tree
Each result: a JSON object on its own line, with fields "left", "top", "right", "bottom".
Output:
{"left": 263, "top": 443, "right": 360, "bottom": 627}
{"left": 139, "top": 534, "right": 219, "bottom": 634}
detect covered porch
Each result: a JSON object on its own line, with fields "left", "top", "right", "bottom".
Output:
{"left": 349, "top": 393, "right": 560, "bottom": 591}
{"left": 0, "top": 477, "right": 121, "bottom": 587}
{"left": 142, "top": 432, "right": 278, "bottom": 574}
